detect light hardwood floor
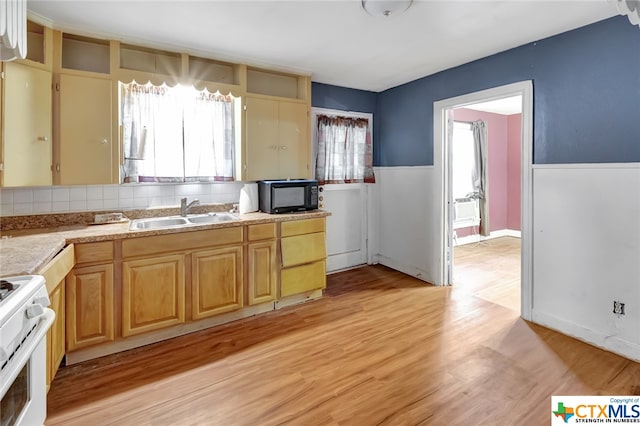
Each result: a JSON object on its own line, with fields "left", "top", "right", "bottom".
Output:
{"left": 47, "top": 264, "right": 640, "bottom": 426}
{"left": 453, "top": 236, "right": 521, "bottom": 311}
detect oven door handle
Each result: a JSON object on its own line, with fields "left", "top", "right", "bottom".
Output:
{"left": 0, "top": 308, "right": 55, "bottom": 398}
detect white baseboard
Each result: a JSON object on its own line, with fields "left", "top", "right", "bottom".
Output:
{"left": 532, "top": 310, "right": 640, "bottom": 363}
{"left": 376, "top": 254, "right": 433, "bottom": 285}
{"left": 454, "top": 229, "right": 521, "bottom": 246}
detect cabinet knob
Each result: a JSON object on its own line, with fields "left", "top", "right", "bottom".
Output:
{"left": 37, "top": 136, "right": 49, "bottom": 142}
{"left": 280, "top": 145, "right": 288, "bottom": 150}
{"left": 101, "top": 138, "right": 108, "bottom": 144}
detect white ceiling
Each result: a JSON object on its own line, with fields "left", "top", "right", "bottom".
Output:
{"left": 28, "top": 1, "right": 619, "bottom": 92}
{"left": 464, "top": 95, "right": 522, "bottom": 115}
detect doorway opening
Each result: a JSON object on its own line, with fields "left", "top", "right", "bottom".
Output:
{"left": 433, "top": 81, "right": 533, "bottom": 320}
{"left": 450, "top": 98, "right": 522, "bottom": 313}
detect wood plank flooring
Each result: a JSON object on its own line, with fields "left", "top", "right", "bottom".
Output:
{"left": 47, "top": 264, "right": 640, "bottom": 426}
{"left": 453, "top": 237, "right": 521, "bottom": 311}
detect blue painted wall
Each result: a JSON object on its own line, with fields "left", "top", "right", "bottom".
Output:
{"left": 311, "top": 82, "right": 377, "bottom": 113}
{"left": 376, "top": 16, "right": 640, "bottom": 166}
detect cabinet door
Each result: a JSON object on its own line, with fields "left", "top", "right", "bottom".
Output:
{"left": 46, "top": 281, "right": 65, "bottom": 390}
{"left": 192, "top": 246, "right": 243, "bottom": 320}
{"left": 122, "top": 255, "right": 185, "bottom": 337}
{"left": 59, "top": 74, "right": 113, "bottom": 184}
{"left": 2, "top": 62, "right": 52, "bottom": 186}
{"left": 278, "top": 101, "right": 309, "bottom": 180}
{"left": 66, "top": 264, "right": 114, "bottom": 351}
{"left": 248, "top": 240, "right": 277, "bottom": 305}
{"left": 281, "top": 260, "right": 326, "bottom": 297}
{"left": 245, "top": 97, "right": 279, "bottom": 180}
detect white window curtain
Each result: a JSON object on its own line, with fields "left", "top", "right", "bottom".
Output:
{"left": 121, "top": 82, "right": 183, "bottom": 182}
{"left": 183, "top": 90, "right": 235, "bottom": 181}
{"left": 120, "top": 82, "right": 235, "bottom": 183}
{"left": 315, "top": 115, "right": 374, "bottom": 184}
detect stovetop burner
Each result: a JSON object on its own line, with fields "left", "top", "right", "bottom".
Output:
{"left": 0, "top": 279, "right": 19, "bottom": 301}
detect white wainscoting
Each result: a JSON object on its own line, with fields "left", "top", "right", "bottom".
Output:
{"left": 532, "top": 164, "right": 640, "bottom": 361}
{"left": 374, "top": 166, "right": 439, "bottom": 284}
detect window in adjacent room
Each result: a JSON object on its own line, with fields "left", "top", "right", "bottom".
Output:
{"left": 120, "top": 81, "right": 236, "bottom": 183}
{"left": 451, "top": 121, "right": 476, "bottom": 199}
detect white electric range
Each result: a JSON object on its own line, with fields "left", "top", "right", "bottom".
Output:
{"left": 0, "top": 275, "right": 55, "bottom": 426}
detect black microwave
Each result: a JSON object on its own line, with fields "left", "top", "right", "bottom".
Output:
{"left": 258, "top": 180, "right": 319, "bottom": 214}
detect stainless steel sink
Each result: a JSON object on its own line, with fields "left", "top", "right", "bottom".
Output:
{"left": 186, "top": 213, "right": 238, "bottom": 224}
{"left": 129, "top": 217, "right": 189, "bottom": 230}
{"left": 129, "top": 213, "right": 239, "bottom": 231}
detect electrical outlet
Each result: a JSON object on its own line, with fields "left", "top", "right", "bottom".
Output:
{"left": 613, "top": 301, "right": 625, "bottom": 316}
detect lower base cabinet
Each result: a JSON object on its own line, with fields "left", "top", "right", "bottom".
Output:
{"left": 192, "top": 246, "right": 243, "bottom": 320}
{"left": 122, "top": 254, "right": 186, "bottom": 337}
{"left": 281, "top": 260, "right": 326, "bottom": 297}
{"left": 62, "top": 216, "right": 328, "bottom": 363}
{"left": 47, "top": 283, "right": 65, "bottom": 387}
{"left": 66, "top": 263, "right": 115, "bottom": 351}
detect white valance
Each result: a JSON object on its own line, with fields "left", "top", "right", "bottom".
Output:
{"left": 0, "top": 0, "right": 27, "bottom": 61}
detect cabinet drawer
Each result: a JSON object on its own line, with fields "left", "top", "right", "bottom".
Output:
{"left": 75, "top": 241, "right": 113, "bottom": 265}
{"left": 281, "top": 218, "right": 325, "bottom": 237}
{"left": 248, "top": 223, "right": 276, "bottom": 241}
{"left": 40, "top": 244, "right": 75, "bottom": 294}
{"left": 280, "top": 260, "right": 326, "bottom": 297}
{"left": 123, "top": 227, "right": 243, "bottom": 258}
{"left": 281, "top": 232, "right": 326, "bottom": 268}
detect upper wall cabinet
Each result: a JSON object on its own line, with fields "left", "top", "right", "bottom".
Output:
{"left": 57, "top": 74, "right": 113, "bottom": 185}
{"left": 60, "top": 34, "right": 110, "bottom": 74}
{"left": 242, "top": 97, "right": 310, "bottom": 181}
{"left": 0, "top": 23, "right": 312, "bottom": 187}
{"left": 247, "top": 67, "right": 310, "bottom": 101}
{"left": 1, "top": 62, "right": 53, "bottom": 187}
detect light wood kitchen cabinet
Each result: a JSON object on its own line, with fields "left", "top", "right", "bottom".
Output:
{"left": 46, "top": 283, "right": 65, "bottom": 387}
{"left": 39, "top": 244, "right": 74, "bottom": 390}
{"left": 57, "top": 74, "right": 113, "bottom": 184}
{"left": 66, "top": 263, "right": 115, "bottom": 351}
{"left": 192, "top": 246, "right": 243, "bottom": 320}
{"left": 243, "top": 97, "right": 309, "bottom": 181}
{"left": 247, "top": 223, "right": 277, "bottom": 305}
{"left": 1, "top": 61, "right": 52, "bottom": 186}
{"left": 122, "top": 254, "right": 186, "bottom": 337}
{"left": 280, "top": 218, "right": 327, "bottom": 297}
{"left": 121, "top": 227, "right": 243, "bottom": 335}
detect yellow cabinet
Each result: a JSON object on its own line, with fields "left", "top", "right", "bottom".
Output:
{"left": 39, "top": 244, "right": 74, "bottom": 390}
{"left": 247, "top": 223, "right": 277, "bottom": 305}
{"left": 57, "top": 74, "right": 113, "bottom": 184}
{"left": 1, "top": 61, "right": 52, "bottom": 186}
{"left": 122, "top": 254, "right": 186, "bottom": 337}
{"left": 192, "top": 246, "right": 243, "bottom": 320}
{"left": 66, "top": 263, "right": 115, "bottom": 351}
{"left": 243, "top": 97, "right": 309, "bottom": 181}
{"left": 279, "top": 218, "right": 327, "bottom": 297}
{"left": 46, "top": 283, "right": 65, "bottom": 388}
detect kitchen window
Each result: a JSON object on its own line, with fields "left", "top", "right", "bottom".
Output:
{"left": 120, "top": 82, "right": 236, "bottom": 183}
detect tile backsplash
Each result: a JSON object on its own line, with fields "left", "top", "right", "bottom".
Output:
{"left": 0, "top": 182, "right": 245, "bottom": 217}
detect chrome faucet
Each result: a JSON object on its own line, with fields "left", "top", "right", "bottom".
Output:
{"left": 180, "top": 197, "right": 200, "bottom": 216}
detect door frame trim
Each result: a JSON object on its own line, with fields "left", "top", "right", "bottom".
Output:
{"left": 433, "top": 81, "right": 533, "bottom": 321}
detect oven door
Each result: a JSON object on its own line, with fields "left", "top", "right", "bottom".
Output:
{"left": 1, "top": 309, "right": 54, "bottom": 426}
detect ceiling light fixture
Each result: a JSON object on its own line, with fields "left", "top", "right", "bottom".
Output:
{"left": 616, "top": 0, "right": 640, "bottom": 27}
{"left": 361, "top": 0, "right": 413, "bottom": 18}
